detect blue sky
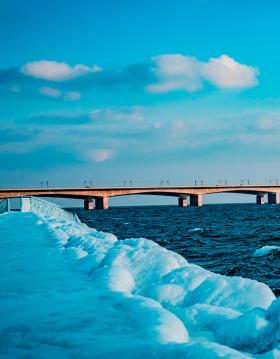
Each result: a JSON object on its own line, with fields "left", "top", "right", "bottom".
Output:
{"left": 1, "top": 0, "right": 280, "bottom": 204}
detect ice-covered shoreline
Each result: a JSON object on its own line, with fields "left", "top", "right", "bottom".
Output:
{"left": 1, "top": 202, "right": 280, "bottom": 358}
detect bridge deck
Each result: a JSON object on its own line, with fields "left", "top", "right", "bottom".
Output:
{"left": 1, "top": 185, "right": 280, "bottom": 208}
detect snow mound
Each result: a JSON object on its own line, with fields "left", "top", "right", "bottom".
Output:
{"left": 1, "top": 206, "right": 280, "bottom": 358}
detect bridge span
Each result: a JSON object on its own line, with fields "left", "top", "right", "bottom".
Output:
{"left": 1, "top": 185, "right": 280, "bottom": 209}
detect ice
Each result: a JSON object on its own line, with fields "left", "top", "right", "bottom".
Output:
{"left": 20, "top": 196, "right": 80, "bottom": 223}
{"left": 188, "top": 227, "right": 203, "bottom": 232}
{"left": 1, "top": 200, "right": 280, "bottom": 358}
{"left": 253, "top": 245, "right": 280, "bottom": 257}
{"left": 0, "top": 198, "right": 9, "bottom": 214}
{"left": 214, "top": 296, "right": 280, "bottom": 355}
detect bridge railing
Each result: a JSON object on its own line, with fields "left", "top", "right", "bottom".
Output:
{"left": 1, "top": 178, "right": 280, "bottom": 189}
{"left": 0, "top": 199, "right": 10, "bottom": 214}
{"left": 20, "top": 197, "right": 80, "bottom": 223}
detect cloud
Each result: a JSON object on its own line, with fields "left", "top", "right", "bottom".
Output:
{"left": 202, "top": 55, "right": 259, "bottom": 88}
{"left": 39, "top": 86, "right": 62, "bottom": 98}
{"left": 87, "top": 149, "right": 114, "bottom": 162}
{"left": 171, "top": 118, "right": 187, "bottom": 131}
{"left": 255, "top": 118, "right": 275, "bottom": 130}
{"left": 147, "top": 54, "right": 203, "bottom": 93}
{"left": 153, "top": 122, "right": 162, "bottom": 129}
{"left": 21, "top": 60, "right": 101, "bottom": 81}
{"left": 1, "top": 54, "right": 258, "bottom": 99}
{"left": 147, "top": 54, "right": 259, "bottom": 93}
{"left": 38, "top": 87, "right": 81, "bottom": 101}
{"left": 89, "top": 106, "right": 144, "bottom": 122}
{"left": 64, "top": 91, "right": 81, "bottom": 101}
{"left": 22, "top": 112, "right": 90, "bottom": 126}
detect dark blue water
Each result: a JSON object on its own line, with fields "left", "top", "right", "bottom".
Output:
{"left": 75, "top": 204, "right": 280, "bottom": 295}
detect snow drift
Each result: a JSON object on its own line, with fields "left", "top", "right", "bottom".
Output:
{"left": 1, "top": 201, "right": 280, "bottom": 358}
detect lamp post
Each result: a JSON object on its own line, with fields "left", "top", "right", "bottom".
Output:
{"left": 84, "top": 180, "right": 93, "bottom": 188}
{"left": 40, "top": 181, "right": 49, "bottom": 188}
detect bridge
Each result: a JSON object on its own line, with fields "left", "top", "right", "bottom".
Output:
{"left": 1, "top": 185, "right": 280, "bottom": 209}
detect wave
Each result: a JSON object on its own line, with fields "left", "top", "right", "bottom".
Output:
{"left": 253, "top": 245, "right": 280, "bottom": 257}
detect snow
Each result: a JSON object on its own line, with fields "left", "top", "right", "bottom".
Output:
{"left": 1, "top": 200, "right": 280, "bottom": 358}
{"left": 253, "top": 245, "right": 280, "bottom": 257}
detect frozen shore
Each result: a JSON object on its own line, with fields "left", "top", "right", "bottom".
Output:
{"left": 1, "top": 202, "right": 280, "bottom": 358}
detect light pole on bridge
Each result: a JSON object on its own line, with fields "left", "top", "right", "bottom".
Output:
{"left": 194, "top": 179, "right": 204, "bottom": 186}
{"left": 124, "top": 180, "right": 133, "bottom": 187}
{"left": 40, "top": 181, "right": 49, "bottom": 188}
{"left": 84, "top": 180, "right": 93, "bottom": 188}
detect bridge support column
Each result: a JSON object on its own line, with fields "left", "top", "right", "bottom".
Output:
{"left": 190, "top": 194, "right": 202, "bottom": 207}
{"left": 268, "top": 193, "right": 280, "bottom": 205}
{"left": 95, "top": 197, "right": 109, "bottom": 210}
{"left": 178, "top": 195, "right": 187, "bottom": 207}
{"left": 256, "top": 194, "right": 265, "bottom": 205}
{"left": 84, "top": 198, "right": 94, "bottom": 210}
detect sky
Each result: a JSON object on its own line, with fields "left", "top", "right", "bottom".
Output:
{"left": 1, "top": 0, "right": 280, "bottom": 205}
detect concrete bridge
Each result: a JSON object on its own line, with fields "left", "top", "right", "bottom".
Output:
{"left": 0, "top": 185, "right": 280, "bottom": 209}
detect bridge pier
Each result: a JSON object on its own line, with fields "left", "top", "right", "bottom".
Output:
{"left": 256, "top": 194, "right": 265, "bottom": 205}
{"left": 178, "top": 195, "right": 187, "bottom": 207}
{"left": 84, "top": 198, "right": 94, "bottom": 210}
{"left": 190, "top": 194, "right": 202, "bottom": 207}
{"left": 95, "top": 197, "right": 109, "bottom": 210}
{"left": 268, "top": 193, "right": 280, "bottom": 205}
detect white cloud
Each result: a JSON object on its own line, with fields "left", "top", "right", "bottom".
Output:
{"left": 21, "top": 60, "right": 102, "bottom": 81}
{"left": 89, "top": 106, "right": 144, "bottom": 122}
{"left": 39, "top": 86, "right": 62, "bottom": 98}
{"left": 147, "top": 54, "right": 259, "bottom": 94}
{"left": 172, "top": 118, "right": 187, "bottom": 131}
{"left": 202, "top": 55, "right": 259, "bottom": 88}
{"left": 256, "top": 118, "right": 275, "bottom": 130}
{"left": 64, "top": 91, "right": 81, "bottom": 101}
{"left": 147, "top": 54, "right": 203, "bottom": 93}
{"left": 153, "top": 121, "right": 162, "bottom": 129}
{"left": 87, "top": 149, "right": 114, "bottom": 162}
{"left": 38, "top": 87, "right": 81, "bottom": 101}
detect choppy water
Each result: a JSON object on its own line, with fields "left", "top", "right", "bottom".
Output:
{"left": 75, "top": 204, "right": 280, "bottom": 295}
